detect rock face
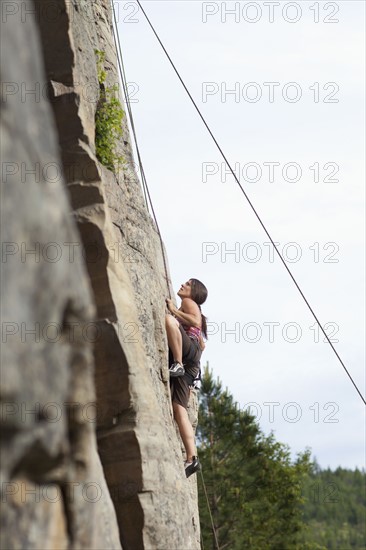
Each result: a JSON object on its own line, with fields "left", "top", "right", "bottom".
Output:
{"left": 0, "top": 1, "right": 200, "bottom": 549}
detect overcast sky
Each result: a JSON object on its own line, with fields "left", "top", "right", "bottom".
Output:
{"left": 115, "top": 0, "right": 365, "bottom": 470}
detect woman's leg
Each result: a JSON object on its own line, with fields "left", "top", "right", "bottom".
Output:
{"left": 172, "top": 401, "right": 196, "bottom": 461}
{"left": 165, "top": 314, "right": 183, "bottom": 364}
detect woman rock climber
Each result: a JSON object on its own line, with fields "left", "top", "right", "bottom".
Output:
{"left": 165, "top": 278, "right": 208, "bottom": 478}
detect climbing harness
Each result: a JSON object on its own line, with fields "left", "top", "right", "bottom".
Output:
{"left": 183, "top": 368, "right": 201, "bottom": 390}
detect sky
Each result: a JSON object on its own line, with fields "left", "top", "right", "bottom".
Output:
{"left": 115, "top": 0, "right": 365, "bottom": 470}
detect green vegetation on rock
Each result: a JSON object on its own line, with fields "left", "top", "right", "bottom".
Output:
{"left": 94, "top": 49, "right": 124, "bottom": 172}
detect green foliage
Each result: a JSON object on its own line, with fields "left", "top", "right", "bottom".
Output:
{"left": 300, "top": 465, "right": 366, "bottom": 549}
{"left": 95, "top": 49, "right": 107, "bottom": 84}
{"left": 197, "top": 363, "right": 366, "bottom": 549}
{"left": 197, "top": 363, "right": 314, "bottom": 549}
{"left": 94, "top": 49, "right": 124, "bottom": 172}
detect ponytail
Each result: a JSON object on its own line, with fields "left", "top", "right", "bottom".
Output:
{"left": 198, "top": 305, "right": 208, "bottom": 339}
{"left": 190, "top": 278, "right": 208, "bottom": 339}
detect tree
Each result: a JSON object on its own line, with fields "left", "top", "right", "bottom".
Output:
{"left": 197, "top": 363, "right": 316, "bottom": 550}
{"left": 300, "top": 465, "right": 366, "bottom": 548}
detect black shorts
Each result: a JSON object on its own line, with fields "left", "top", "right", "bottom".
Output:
{"left": 169, "top": 324, "right": 201, "bottom": 409}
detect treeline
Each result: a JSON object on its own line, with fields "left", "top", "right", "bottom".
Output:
{"left": 300, "top": 465, "right": 366, "bottom": 549}
{"left": 196, "top": 364, "right": 365, "bottom": 549}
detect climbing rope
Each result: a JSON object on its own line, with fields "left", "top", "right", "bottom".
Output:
{"left": 109, "top": 6, "right": 365, "bottom": 546}
{"left": 110, "top": 7, "right": 221, "bottom": 543}
{"left": 199, "top": 470, "right": 220, "bottom": 550}
{"left": 111, "top": 2, "right": 172, "bottom": 299}
{"left": 132, "top": 0, "right": 365, "bottom": 407}
{"left": 111, "top": 5, "right": 148, "bottom": 207}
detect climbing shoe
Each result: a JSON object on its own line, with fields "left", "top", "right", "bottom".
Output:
{"left": 185, "top": 456, "right": 201, "bottom": 478}
{"left": 169, "top": 362, "right": 185, "bottom": 377}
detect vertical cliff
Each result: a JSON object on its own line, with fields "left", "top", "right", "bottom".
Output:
{"left": 0, "top": 1, "right": 200, "bottom": 548}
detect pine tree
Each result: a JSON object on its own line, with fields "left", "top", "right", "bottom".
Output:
{"left": 300, "top": 465, "right": 366, "bottom": 548}
{"left": 197, "top": 363, "right": 315, "bottom": 550}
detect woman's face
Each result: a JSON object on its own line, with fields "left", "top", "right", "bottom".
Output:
{"left": 177, "top": 280, "right": 192, "bottom": 299}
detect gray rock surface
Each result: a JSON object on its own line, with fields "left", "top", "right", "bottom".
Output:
{"left": 1, "top": 0, "right": 200, "bottom": 548}
{"left": 0, "top": 2, "right": 122, "bottom": 549}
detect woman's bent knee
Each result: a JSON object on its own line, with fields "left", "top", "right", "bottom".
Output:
{"left": 166, "top": 314, "right": 179, "bottom": 328}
